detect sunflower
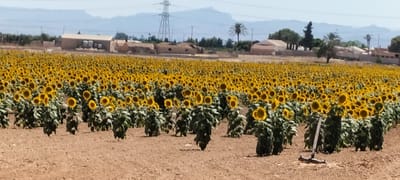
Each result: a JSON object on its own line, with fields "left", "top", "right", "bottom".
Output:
{"left": 82, "top": 90, "right": 91, "bottom": 101}
{"left": 204, "top": 96, "right": 213, "bottom": 104}
{"left": 338, "top": 93, "right": 348, "bottom": 105}
{"left": 126, "top": 96, "right": 133, "bottom": 104}
{"left": 282, "top": 108, "right": 292, "bottom": 120}
{"left": 66, "top": 97, "right": 77, "bottom": 109}
{"left": 146, "top": 97, "right": 155, "bottom": 106}
{"left": 43, "top": 96, "right": 50, "bottom": 106}
{"left": 88, "top": 100, "right": 97, "bottom": 111}
{"left": 374, "top": 102, "right": 384, "bottom": 114}
{"left": 182, "top": 89, "right": 191, "bottom": 98}
{"left": 45, "top": 86, "right": 53, "bottom": 93}
{"left": 106, "top": 105, "right": 115, "bottom": 112}
{"left": 132, "top": 96, "right": 139, "bottom": 103}
{"left": 32, "top": 97, "right": 41, "bottom": 105}
{"left": 21, "top": 88, "right": 32, "bottom": 100}
{"left": 271, "top": 99, "right": 279, "bottom": 110}
{"left": 0, "top": 85, "right": 5, "bottom": 93}
{"left": 359, "top": 108, "right": 369, "bottom": 119}
{"left": 194, "top": 92, "right": 203, "bottom": 105}
{"left": 277, "top": 95, "right": 286, "bottom": 103}
{"left": 252, "top": 106, "right": 267, "bottom": 121}
{"left": 100, "top": 96, "right": 110, "bottom": 106}
{"left": 311, "top": 101, "right": 321, "bottom": 112}
{"left": 69, "top": 80, "right": 76, "bottom": 87}
{"left": 13, "top": 93, "right": 21, "bottom": 102}
{"left": 220, "top": 83, "right": 227, "bottom": 90}
{"left": 183, "top": 99, "right": 192, "bottom": 108}
{"left": 228, "top": 99, "right": 239, "bottom": 109}
{"left": 164, "top": 99, "right": 173, "bottom": 109}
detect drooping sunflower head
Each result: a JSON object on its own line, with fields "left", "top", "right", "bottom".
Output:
{"left": 66, "top": 97, "right": 77, "bottom": 109}
{"left": 374, "top": 102, "right": 384, "bottom": 114}
{"left": 82, "top": 90, "right": 91, "bottom": 101}
{"left": 88, "top": 100, "right": 97, "bottom": 111}
{"left": 252, "top": 106, "right": 267, "bottom": 121}
{"left": 282, "top": 108, "right": 292, "bottom": 120}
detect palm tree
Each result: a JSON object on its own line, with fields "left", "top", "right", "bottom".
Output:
{"left": 230, "top": 23, "right": 247, "bottom": 44}
{"left": 364, "top": 34, "right": 372, "bottom": 54}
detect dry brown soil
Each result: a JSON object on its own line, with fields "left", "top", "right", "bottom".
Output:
{"left": 1, "top": 116, "right": 400, "bottom": 180}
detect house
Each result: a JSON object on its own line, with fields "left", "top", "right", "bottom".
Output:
{"left": 155, "top": 42, "right": 202, "bottom": 54}
{"left": 114, "top": 40, "right": 156, "bottom": 54}
{"left": 250, "top": 40, "right": 287, "bottom": 55}
{"left": 61, "top": 34, "right": 114, "bottom": 52}
{"left": 335, "top": 46, "right": 366, "bottom": 60}
{"left": 359, "top": 48, "right": 400, "bottom": 64}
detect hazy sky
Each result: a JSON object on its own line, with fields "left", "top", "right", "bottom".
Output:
{"left": 2, "top": 0, "right": 400, "bottom": 29}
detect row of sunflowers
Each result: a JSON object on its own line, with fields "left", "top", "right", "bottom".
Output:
{"left": 0, "top": 50, "right": 400, "bottom": 154}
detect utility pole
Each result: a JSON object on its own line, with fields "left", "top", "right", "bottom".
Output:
{"left": 191, "top": 25, "right": 194, "bottom": 40}
{"left": 251, "top": 28, "right": 254, "bottom": 42}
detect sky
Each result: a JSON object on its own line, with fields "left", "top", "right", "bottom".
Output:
{"left": 1, "top": 0, "right": 400, "bottom": 29}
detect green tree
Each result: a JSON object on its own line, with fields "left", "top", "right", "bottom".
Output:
{"left": 114, "top": 32, "right": 129, "bottom": 41}
{"left": 302, "top": 21, "right": 314, "bottom": 51}
{"left": 269, "top": 28, "right": 301, "bottom": 50}
{"left": 317, "top": 32, "right": 341, "bottom": 63}
{"left": 229, "top": 23, "right": 247, "bottom": 45}
{"left": 225, "top": 38, "right": 234, "bottom": 48}
{"left": 388, "top": 36, "right": 400, "bottom": 53}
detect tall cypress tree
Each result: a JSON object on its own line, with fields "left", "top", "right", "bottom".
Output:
{"left": 303, "top": 21, "right": 314, "bottom": 51}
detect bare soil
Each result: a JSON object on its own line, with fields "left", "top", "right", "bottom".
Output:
{"left": 1, "top": 116, "right": 400, "bottom": 180}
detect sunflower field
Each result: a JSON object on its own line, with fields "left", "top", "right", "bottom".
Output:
{"left": 1, "top": 50, "right": 400, "bottom": 153}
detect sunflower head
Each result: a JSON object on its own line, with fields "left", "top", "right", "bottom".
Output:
{"left": 82, "top": 90, "right": 91, "bottom": 101}
{"left": 32, "top": 97, "right": 41, "bottom": 105}
{"left": 311, "top": 101, "right": 321, "bottom": 112}
{"left": 338, "top": 93, "right": 348, "bottom": 105}
{"left": 100, "top": 96, "right": 110, "bottom": 107}
{"left": 359, "top": 108, "right": 369, "bottom": 119}
{"left": 252, "top": 106, "right": 267, "bottom": 121}
{"left": 228, "top": 99, "right": 239, "bottom": 109}
{"left": 194, "top": 92, "right": 203, "bottom": 105}
{"left": 20, "top": 88, "right": 31, "bottom": 100}
{"left": 164, "top": 99, "right": 173, "bottom": 109}
{"left": 88, "top": 100, "right": 97, "bottom": 111}
{"left": 13, "top": 93, "right": 21, "bottom": 102}
{"left": 374, "top": 102, "right": 384, "bottom": 114}
{"left": 204, "top": 96, "right": 213, "bottom": 105}
{"left": 66, "top": 97, "right": 77, "bottom": 109}
{"left": 282, "top": 108, "right": 293, "bottom": 120}
{"left": 182, "top": 99, "right": 191, "bottom": 108}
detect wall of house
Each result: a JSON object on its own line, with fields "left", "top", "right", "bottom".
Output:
{"left": 61, "top": 38, "right": 112, "bottom": 52}
{"left": 359, "top": 54, "right": 400, "bottom": 65}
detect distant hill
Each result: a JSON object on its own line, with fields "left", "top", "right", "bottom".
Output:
{"left": 0, "top": 6, "right": 397, "bottom": 47}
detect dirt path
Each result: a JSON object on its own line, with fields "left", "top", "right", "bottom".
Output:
{"left": 1, "top": 120, "right": 400, "bottom": 180}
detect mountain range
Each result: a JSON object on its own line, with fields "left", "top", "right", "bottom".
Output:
{"left": 0, "top": 6, "right": 398, "bottom": 47}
